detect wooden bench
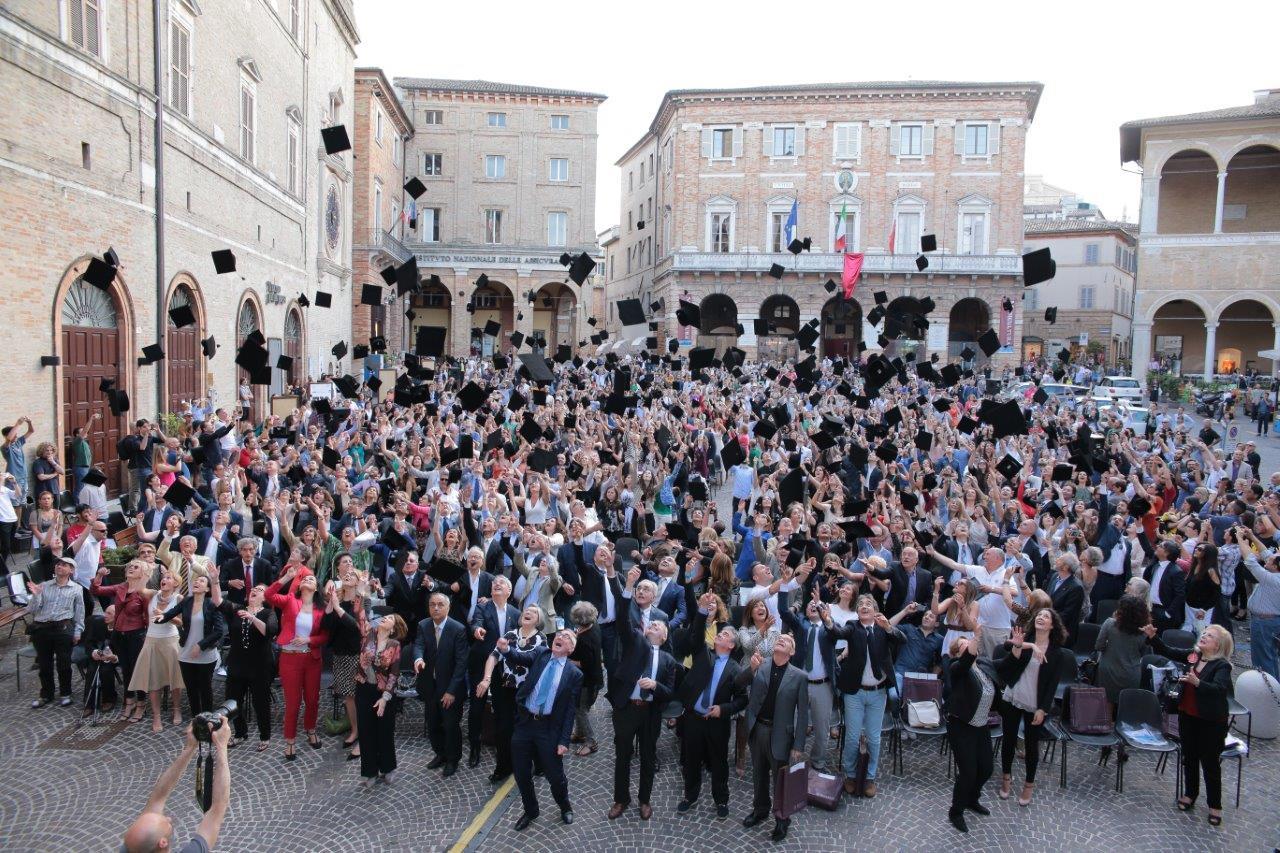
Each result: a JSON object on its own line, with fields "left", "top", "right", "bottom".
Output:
{"left": 0, "top": 605, "right": 27, "bottom": 639}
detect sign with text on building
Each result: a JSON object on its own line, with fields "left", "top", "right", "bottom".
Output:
{"left": 414, "top": 253, "right": 567, "bottom": 267}
{"left": 926, "top": 323, "right": 949, "bottom": 353}
{"left": 999, "top": 300, "right": 1015, "bottom": 351}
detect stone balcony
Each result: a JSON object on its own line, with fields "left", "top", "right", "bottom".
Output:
{"left": 657, "top": 251, "right": 1023, "bottom": 278}
{"left": 355, "top": 228, "right": 413, "bottom": 265}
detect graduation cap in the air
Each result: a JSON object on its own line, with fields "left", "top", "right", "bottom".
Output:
{"left": 957, "top": 415, "right": 979, "bottom": 435}
{"left": 518, "top": 353, "right": 555, "bottom": 383}
{"left": 199, "top": 336, "right": 217, "bottom": 359}
{"left": 106, "top": 387, "right": 130, "bottom": 416}
{"left": 360, "top": 284, "right": 383, "bottom": 307}
{"left": 416, "top": 326, "right": 447, "bottom": 357}
{"left": 1051, "top": 463, "right": 1075, "bottom": 482}
{"left": 395, "top": 258, "right": 419, "bottom": 297}
{"left": 1033, "top": 387, "right": 1049, "bottom": 405}
{"left": 779, "top": 467, "right": 806, "bottom": 508}
{"left": 787, "top": 238, "right": 807, "bottom": 255}
{"left": 352, "top": 344, "right": 369, "bottom": 360}
{"left": 379, "top": 266, "right": 399, "bottom": 286}
{"left": 297, "top": 294, "right": 311, "bottom": 308}
{"left": 915, "top": 255, "right": 929, "bottom": 271}
{"left": 675, "top": 300, "right": 701, "bottom": 329}
{"left": 921, "top": 234, "right": 937, "bottom": 253}
{"left": 404, "top": 177, "right": 427, "bottom": 199}
{"left": 82, "top": 256, "right": 116, "bottom": 290}
{"left": 796, "top": 324, "right": 819, "bottom": 351}
{"left": 977, "top": 329, "right": 1001, "bottom": 358}
{"left": 163, "top": 480, "right": 195, "bottom": 510}
{"left": 688, "top": 347, "right": 716, "bottom": 372}
{"left": 211, "top": 249, "right": 236, "bottom": 274}
{"left": 330, "top": 340, "right": 348, "bottom": 360}
{"left": 234, "top": 341, "right": 267, "bottom": 371}
{"left": 275, "top": 354, "right": 293, "bottom": 373}
{"left": 768, "top": 263, "right": 785, "bottom": 280}
{"left": 315, "top": 291, "right": 333, "bottom": 308}
{"left": 719, "top": 440, "right": 746, "bottom": 469}
{"left": 334, "top": 374, "right": 360, "bottom": 398}
{"left": 320, "top": 125, "right": 352, "bottom": 155}
{"left": 1022, "top": 247, "right": 1055, "bottom": 286}
{"left": 617, "top": 298, "right": 646, "bottom": 327}
{"left": 167, "top": 304, "right": 195, "bottom": 329}
{"left": 1058, "top": 347, "right": 1072, "bottom": 363}
{"left": 823, "top": 279, "right": 838, "bottom": 294}
{"left": 988, "top": 400, "right": 1028, "bottom": 438}
{"left": 1044, "top": 307, "right": 1058, "bottom": 324}
{"left": 482, "top": 320, "right": 501, "bottom": 338}
{"left": 996, "top": 454, "right": 1023, "bottom": 481}
{"left": 457, "top": 382, "right": 488, "bottom": 413}
{"left": 568, "top": 253, "right": 596, "bottom": 285}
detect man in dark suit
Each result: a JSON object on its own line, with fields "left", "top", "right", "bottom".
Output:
{"left": 218, "top": 537, "right": 276, "bottom": 607}
{"left": 496, "top": 629, "right": 583, "bottom": 831}
{"left": 579, "top": 544, "right": 622, "bottom": 681}
{"left": 646, "top": 554, "right": 688, "bottom": 631}
{"left": 385, "top": 551, "right": 433, "bottom": 643}
{"left": 779, "top": 590, "right": 839, "bottom": 772}
{"left": 190, "top": 510, "right": 239, "bottom": 567}
{"left": 467, "top": 575, "right": 519, "bottom": 773}
{"left": 675, "top": 592, "right": 748, "bottom": 818}
{"left": 1045, "top": 553, "right": 1086, "bottom": 647}
{"left": 413, "top": 592, "right": 469, "bottom": 776}
{"left": 735, "top": 632, "right": 809, "bottom": 842}
{"left": 1144, "top": 541, "right": 1187, "bottom": 633}
{"left": 605, "top": 564, "right": 678, "bottom": 821}
{"left": 553, "top": 519, "right": 594, "bottom": 620}
{"left": 866, "top": 547, "right": 935, "bottom": 626}
{"left": 445, "top": 547, "right": 493, "bottom": 627}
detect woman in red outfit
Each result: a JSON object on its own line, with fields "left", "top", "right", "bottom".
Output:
{"left": 265, "top": 563, "right": 330, "bottom": 760}
{"left": 90, "top": 559, "right": 153, "bottom": 722}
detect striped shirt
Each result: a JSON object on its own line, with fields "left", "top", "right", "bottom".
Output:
{"left": 27, "top": 579, "right": 85, "bottom": 636}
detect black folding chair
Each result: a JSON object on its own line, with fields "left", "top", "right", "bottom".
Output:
{"left": 1115, "top": 688, "right": 1179, "bottom": 794}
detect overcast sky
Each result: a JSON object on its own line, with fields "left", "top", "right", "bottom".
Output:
{"left": 356, "top": 1, "right": 1277, "bottom": 235}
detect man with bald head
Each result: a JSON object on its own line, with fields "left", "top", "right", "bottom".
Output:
{"left": 120, "top": 719, "right": 230, "bottom": 852}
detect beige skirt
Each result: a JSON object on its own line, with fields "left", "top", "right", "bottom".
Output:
{"left": 129, "top": 635, "right": 183, "bottom": 693}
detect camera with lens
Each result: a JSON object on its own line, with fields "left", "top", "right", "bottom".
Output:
{"left": 1156, "top": 660, "right": 1190, "bottom": 712}
{"left": 193, "top": 700, "right": 238, "bottom": 743}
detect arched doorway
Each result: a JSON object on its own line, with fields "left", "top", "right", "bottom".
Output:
{"left": 885, "top": 296, "right": 925, "bottom": 360}
{"left": 1151, "top": 298, "right": 1207, "bottom": 375}
{"left": 533, "top": 282, "right": 577, "bottom": 351}
{"left": 1158, "top": 149, "right": 1219, "bottom": 234}
{"left": 698, "top": 293, "right": 738, "bottom": 353}
{"left": 949, "top": 297, "right": 992, "bottom": 362}
{"left": 1216, "top": 298, "right": 1276, "bottom": 375}
{"left": 470, "top": 280, "right": 514, "bottom": 356}
{"left": 61, "top": 273, "right": 128, "bottom": 496}
{"left": 411, "top": 279, "right": 452, "bottom": 355}
{"left": 284, "top": 307, "right": 303, "bottom": 388}
{"left": 820, "top": 298, "right": 861, "bottom": 359}
{"left": 758, "top": 294, "right": 800, "bottom": 360}
{"left": 165, "top": 280, "right": 204, "bottom": 414}
{"left": 236, "top": 297, "right": 266, "bottom": 422}
{"left": 1223, "top": 145, "right": 1280, "bottom": 233}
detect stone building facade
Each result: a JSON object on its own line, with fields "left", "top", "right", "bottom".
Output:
{"left": 1123, "top": 89, "right": 1280, "bottom": 379}
{"left": 609, "top": 81, "right": 1042, "bottom": 366}
{"left": 351, "top": 67, "right": 412, "bottom": 356}
{"left": 0, "top": 0, "right": 357, "bottom": 497}
{"left": 1021, "top": 220, "right": 1137, "bottom": 368}
{"left": 393, "top": 78, "right": 605, "bottom": 358}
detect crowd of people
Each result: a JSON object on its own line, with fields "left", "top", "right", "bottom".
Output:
{"left": 9, "top": 329, "right": 1280, "bottom": 841}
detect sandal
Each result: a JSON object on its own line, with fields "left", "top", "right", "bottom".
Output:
{"left": 256, "top": 741, "right": 270, "bottom": 752}
{"left": 1207, "top": 812, "right": 1222, "bottom": 827}
{"left": 998, "top": 775, "right": 1012, "bottom": 800}
{"left": 284, "top": 743, "right": 297, "bottom": 761}
{"left": 1018, "top": 783, "right": 1034, "bottom": 807}
{"left": 342, "top": 736, "right": 359, "bottom": 748}
{"left": 307, "top": 732, "right": 322, "bottom": 750}
{"left": 575, "top": 741, "right": 598, "bottom": 757}
{"left": 1177, "top": 797, "right": 1194, "bottom": 812}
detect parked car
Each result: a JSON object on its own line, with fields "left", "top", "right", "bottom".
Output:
{"left": 1093, "top": 376, "right": 1144, "bottom": 402}
{"left": 1040, "top": 383, "right": 1092, "bottom": 400}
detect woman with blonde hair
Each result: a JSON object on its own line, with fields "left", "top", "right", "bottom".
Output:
{"left": 129, "top": 569, "right": 184, "bottom": 731}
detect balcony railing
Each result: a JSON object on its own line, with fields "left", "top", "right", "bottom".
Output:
{"left": 662, "top": 251, "right": 1022, "bottom": 276}
{"left": 356, "top": 229, "right": 412, "bottom": 263}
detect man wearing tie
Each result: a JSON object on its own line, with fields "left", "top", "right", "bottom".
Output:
{"left": 736, "top": 632, "right": 808, "bottom": 842}
{"left": 414, "top": 593, "right": 468, "bottom": 777}
{"left": 514, "top": 533, "right": 562, "bottom": 634}
{"left": 647, "top": 554, "right": 688, "bottom": 631}
{"left": 495, "top": 629, "right": 583, "bottom": 831}
{"left": 780, "top": 590, "right": 838, "bottom": 772}
{"left": 468, "top": 575, "right": 519, "bottom": 774}
{"left": 605, "top": 562, "right": 678, "bottom": 821}
{"left": 219, "top": 537, "right": 275, "bottom": 607}
{"left": 553, "top": 518, "right": 593, "bottom": 620}
{"left": 580, "top": 545, "right": 621, "bottom": 681}
{"left": 675, "top": 592, "right": 747, "bottom": 818}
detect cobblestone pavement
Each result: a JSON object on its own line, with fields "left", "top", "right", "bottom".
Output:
{"left": 0, "top": 625, "right": 1277, "bottom": 853}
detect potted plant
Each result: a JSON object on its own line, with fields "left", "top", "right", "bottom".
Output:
{"left": 101, "top": 544, "right": 138, "bottom": 584}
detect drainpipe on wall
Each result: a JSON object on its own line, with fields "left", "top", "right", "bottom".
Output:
{"left": 152, "top": 0, "right": 167, "bottom": 416}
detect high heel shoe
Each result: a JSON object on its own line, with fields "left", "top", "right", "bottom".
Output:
{"left": 998, "top": 775, "right": 1012, "bottom": 800}
{"left": 284, "top": 742, "right": 297, "bottom": 761}
{"left": 1017, "top": 782, "right": 1034, "bottom": 807}
{"left": 307, "top": 732, "right": 321, "bottom": 750}
{"left": 342, "top": 735, "right": 358, "bottom": 748}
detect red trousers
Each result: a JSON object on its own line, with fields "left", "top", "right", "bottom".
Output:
{"left": 278, "top": 652, "right": 322, "bottom": 740}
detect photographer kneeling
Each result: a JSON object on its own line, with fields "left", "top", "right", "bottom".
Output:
{"left": 120, "top": 712, "right": 231, "bottom": 852}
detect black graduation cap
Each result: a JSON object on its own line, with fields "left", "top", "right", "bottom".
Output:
{"left": 558, "top": 253, "right": 573, "bottom": 267}
{"left": 518, "top": 353, "right": 555, "bottom": 383}
{"left": 320, "top": 124, "right": 352, "bottom": 155}
{"left": 361, "top": 284, "right": 383, "bottom": 306}
{"left": 915, "top": 255, "right": 929, "bottom": 271}
{"left": 315, "top": 291, "right": 333, "bottom": 308}
{"left": 519, "top": 417, "right": 543, "bottom": 444}
{"left": 1022, "top": 247, "right": 1056, "bottom": 286}
{"left": 82, "top": 256, "right": 116, "bottom": 290}
{"left": 331, "top": 341, "right": 348, "bottom": 360}
{"left": 883, "top": 405, "right": 903, "bottom": 428}
{"left": 1129, "top": 496, "right": 1152, "bottom": 517}
{"left": 921, "top": 234, "right": 937, "bottom": 253}
{"left": 914, "top": 429, "right": 935, "bottom": 452}
{"left": 404, "top": 177, "right": 427, "bottom": 199}
{"left": 168, "top": 304, "right": 196, "bottom": 329}
{"left": 1058, "top": 348, "right": 1072, "bottom": 363}
{"left": 874, "top": 441, "right": 898, "bottom": 463}
{"left": 396, "top": 258, "right": 420, "bottom": 297}
{"left": 568, "top": 253, "right": 596, "bottom": 285}
{"left": 81, "top": 468, "right": 108, "bottom": 488}
{"left": 103, "top": 246, "right": 120, "bottom": 268}
{"left": 369, "top": 335, "right": 387, "bottom": 354}
{"left": 321, "top": 445, "right": 342, "bottom": 469}
{"left": 1044, "top": 307, "right": 1058, "bottom": 324}
{"left": 667, "top": 338, "right": 680, "bottom": 354}
{"left": 977, "top": 329, "right": 1001, "bottom": 358}
{"left": 996, "top": 454, "right": 1023, "bottom": 481}
{"left": 787, "top": 238, "right": 805, "bottom": 255}
{"left": 957, "top": 415, "right": 979, "bottom": 435}
{"left": 987, "top": 400, "right": 1028, "bottom": 438}
{"left": 276, "top": 354, "right": 293, "bottom": 372}
{"left": 796, "top": 324, "right": 820, "bottom": 351}
{"left": 823, "top": 279, "right": 838, "bottom": 294}
{"left": 234, "top": 341, "right": 267, "bottom": 371}
{"left": 199, "top": 336, "right": 217, "bottom": 359}
{"left": 810, "top": 430, "right": 836, "bottom": 452}
{"left": 617, "top": 298, "right": 646, "bottom": 327}
{"left": 297, "top": 294, "right": 310, "bottom": 308}
{"left": 675, "top": 299, "right": 701, "bottom": 329}
{"left": 1051, "top": 463, "right": 1074, "bottom": 482}
{"left": 554, "top": 344, "right": 572, "bottom": 364}
{"left": 211, "top": 249, "right": 236, "bottom": 274}
{"left": 688, "top": 347, "right": 716, "bottom": 372}
{"left": 352, "top": 344, "right": 370, "bottom": 360}
{"left": 779, "top": 467, "right": 806, "bottom": 508}
{"left": 1033, "top": 387, "right": 1049, "bottom": 405}
{"left": 106, "top": 387, "right": 130, "bottom": 416}
{"left": 334, "top": 374, "right": 360, "bottom": 398}
{"left": 457, "top": 381, "right": 487, "bottom": 412}
{"left": 483, "top": 320, "right": 501, "bottom": 338}
{"left": 509, "top": 330, "right": 525, "bottom": 349}
{"left": 768, "top": 263, "right": 785, "bottom": 280}
{"left": 838, "top": 519, "right": 876, "bottom": 541}
{"left": 377, "top": 265, "right": 398, "bottom": 287}
{"left": 1002, "top": 298, "right": 1014, "bottom": 313}
{"left": 163, "top": 480, "right": 195, "bottom": 509}
{"left": 416, "top": 326, "right": 447, "bottom": 357}
{"left": 719, "top": 440, "right": 746, "bottom": 469}
{"left": 137, "top": 343, "right": 164, "bottom": 366}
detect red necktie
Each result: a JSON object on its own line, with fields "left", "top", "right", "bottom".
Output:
{"left": 245, "top": 563, "right": 253, "bottom": 588}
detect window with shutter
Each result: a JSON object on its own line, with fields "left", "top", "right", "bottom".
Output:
{"left": 989, "top": 122, "right": 1001, "bottom": 155}
{"left": 793, "top": 126, "right": 806, "bottom": 157}
{"left": 239, "top": 78, "right": 256, "bottom": 163}
{"left": 833, "top": 123, "right": 861, "bottom": 160}
{"left": 69, "top": 0, "right": 102, "bottom": 57}
{"left": 700, "top": 128, "right": 713, "bottom": 158}
{"left": 922, "top": 125, "right": 935, "bottom": 156}
{"left": 169, "top": 20, "right": 191, "bottom": 116}
{"left": 731, "top": 127, "right": 743, "bottom": 158}
{"left": 711, "top": 128, "right": 733, "bottom": 158}
{"left": 763, "top": 126, "right": 774, "bottom": 157}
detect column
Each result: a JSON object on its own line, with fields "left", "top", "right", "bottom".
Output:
{"left": 450, "top": 269, "right": 471, "bottom": 358}
{"left": 1272, "top": 323, "right": 1280, "bottom": 377}
{"left": 1129, "top": 321, "right": 1152, "bottom": 381}
{"left": 1139, "top": 175, "right": 1160, "bottom": 234}
{"left": 1203, "top": 322, "right": 1218, "bottom": 382}
{"left": 1213, "top": 171, "right": 1228, "bottom": 234}
{"left": 514, "top": 273, "right": 535, "bottom": 348}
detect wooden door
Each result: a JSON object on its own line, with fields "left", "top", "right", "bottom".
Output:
{"left": 284, "top": 309, "right": 303, "bottom": 388}
{"left": 823, "top": 338, "right": 850, "bottom": 359}
{"left": 61, "top": 281, "right": 125, "bottom": 496}
{"left": 166, "top": 286, "right": 201, "bottom": 414}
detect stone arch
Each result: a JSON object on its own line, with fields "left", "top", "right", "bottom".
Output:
{"left": 283, "top": 302, "right": 305, "bottom": 387}
{"left": 469, "top": 278, "right": 515, "bottom": 356}
{"left": 1158, "top": 148, "right": 1221, "bottom": 234}
{"left": 533, "top": 281, "right": 578, "bottom": 351}
{"left": 1141, "top": 291, "right": 1215, "bottom": 326}
{"left": 1215, "top": 297, "right": 1277, "bottom": 375}
{"left": 235, "top": 291, "right": 266, "bottom": 421}
{"left": 1222, "top": 144, "right": 1280, "bottom": 233}
{"left": 820, "top": 297, "right": 861, "bottom": 359}
{"left": 1152, "top": 144, "right": 1224, "bottom": 176}
{"left": 759, "top": 294, "right": 800, "bottom": 334}
{"left": 53, "top": 255, "right": 137, "bottom": 497}
{"left": 1150, "top": 298, "right": 1208, "bottom": 375}
{"left": 949, "top": 297, "right": 992, "bottom": 362}
{"left": 698, "top": 293, "right": 738, "bottom": 335}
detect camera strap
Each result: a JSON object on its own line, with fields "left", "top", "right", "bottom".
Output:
{"left": 194, "top": 743, "right": 214, "bottom": 813}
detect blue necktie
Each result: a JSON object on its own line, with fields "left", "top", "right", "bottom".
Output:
{"left": 534, "top": 658, "right": 559, "bottom": 713}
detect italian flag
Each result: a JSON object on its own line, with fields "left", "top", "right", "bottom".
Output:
{"left": 834, "top": 203, "right": 848, "bottom": 253}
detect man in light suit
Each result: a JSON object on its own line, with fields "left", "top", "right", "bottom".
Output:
{"left": 736, "top": 632, "right": 809, "bottom": 842}
{"left": 514, "top": 533, "right": 562, "bottom": 634}
{"left": 156, "top": 533, "right": 214, "bottom": 596}
{"left": 414, "top": 593, "right": 469, "bottom": 777}
{"left": 496, "top": 629, "right": 583, "bottom": 831}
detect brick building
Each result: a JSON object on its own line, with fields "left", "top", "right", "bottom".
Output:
{"left": 0, "top": 0, "right": 357, "bottom": 497}
{"left": 609, "top": 81, "right": 1042, "bottom": 365}
{"left": 1022, "top": 219, "right": 1137, "bottom": 368}
{"left": 1123, "top": 89, "right": 1280, "bottom": 379}
{"left": 392, "top": 78, "right": 606, "bottom": 357}
{"left": 352, "top": 68, "right": 412, "bottom": 358}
